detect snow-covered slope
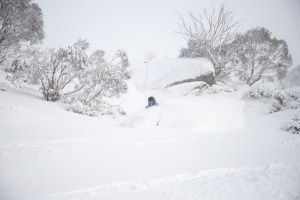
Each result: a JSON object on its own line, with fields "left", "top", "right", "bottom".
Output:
{"left": 1, "top": 60, "right": 300, "bottom": 200}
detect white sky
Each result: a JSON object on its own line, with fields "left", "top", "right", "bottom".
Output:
{"left": 36, "top": 0, "right": 300, "bottom": 65}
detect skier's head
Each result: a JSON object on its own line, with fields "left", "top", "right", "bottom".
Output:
{"left": 148, "top": 96, "right": 156, "bottom": 106}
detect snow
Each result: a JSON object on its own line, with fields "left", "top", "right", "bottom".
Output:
{"left": 1, "top": 59, "right": 300, "bottom": 200}
{"left": 121, "top": 90, "right": 246, "bottom": 129}
{"left": 29, "top": 164, "right": 300, "bottom": 200}
{"left": 133, "top": 58, "right": 214, "bottom": 90}
{"left": 285, "top": 65, "right": 300, "bottom": 87}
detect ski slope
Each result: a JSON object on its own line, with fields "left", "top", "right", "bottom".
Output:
{"left": 1, "top": 59, "right": 300, "bottom": 200}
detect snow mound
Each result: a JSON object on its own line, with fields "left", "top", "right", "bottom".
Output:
{"left": 138, "top": 58, "right": 214, "bottom": 90}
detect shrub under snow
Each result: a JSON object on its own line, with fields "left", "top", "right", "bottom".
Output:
{"left": 243, "top": 82, "right": 300, "bottom": 112}
{"left": 65, "top": 100, "right": 125, "bottom": 117}
{"left": 199, "top": 82, "right": 236, "bottom": 95}
{"left": 281, "top": 115, "right": 300, "bottom": 134}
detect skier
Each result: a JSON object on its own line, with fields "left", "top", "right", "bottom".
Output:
{"left": 146, "top": 96, "right": 158, "bottom": 108}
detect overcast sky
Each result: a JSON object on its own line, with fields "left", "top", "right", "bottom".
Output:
{"left": 36, "top": 0, "right": 300, "bottom": 65}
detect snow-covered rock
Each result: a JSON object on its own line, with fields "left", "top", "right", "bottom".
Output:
{"left": 136, "top": 58, "right": 215, "bottom": 90}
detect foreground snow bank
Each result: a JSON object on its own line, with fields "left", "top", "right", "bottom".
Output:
{"left": 30, "top": 163, "right": 300, "bottom": 200}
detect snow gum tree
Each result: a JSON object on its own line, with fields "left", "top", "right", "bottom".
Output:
{"left": 11, "top": 38, "right": 131, "bottom": 116}
{"left": 177, "top": 4, "right": 239, "bottom": 80}
{"left": 0, "top": 0, "right": 44, "bottom": 65}
{"left": 233, "top": 27, "right": 292, "bottom": 86}
{"left": 31, "top": 39, "right": 88, "bottom": 101}
{"left": 66, "top": 49, "right": 131, "bottom": 116}
{"left": 77, "top": 49, "right": 130, "bottom": 105}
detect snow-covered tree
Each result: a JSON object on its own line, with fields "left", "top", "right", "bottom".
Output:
{"left": 31, "top": 39, "right": 88, "bottom": 101}
{"left": 179, "top": 40, "right": 208, "bottom": 58}
{"left": 285, "top": 65, "right": 300, "bottom": 87}
{"left": 77, "top": 49, "right": 130, "bottom": 105}
{"left": 66, "top": 49, "right": 131, "bottom": 116}
{"left": 3, "top": 45, "right": 37, "bottom": 84}
{"left": 177, "top": 4, "right": 239, "bottom": 80}
{"left": 5, "top": 37, "right": 131, "bottom": 116}
{"left": 243, "top": 81, "right": 300, "bottom": 113}
{"left": 233, "top": 27, "right": 292, "bottom": 86}
{"left": 0, "top": 0, "right": 44, "bottom": 65}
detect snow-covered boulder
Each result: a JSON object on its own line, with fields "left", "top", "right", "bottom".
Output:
{"left": 141, "top": 58, "right": 215, "bottom": 90}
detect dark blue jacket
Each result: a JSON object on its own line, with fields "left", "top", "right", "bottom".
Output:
{"left": 145, "top": 102, "right": 159, "bottom": 109}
